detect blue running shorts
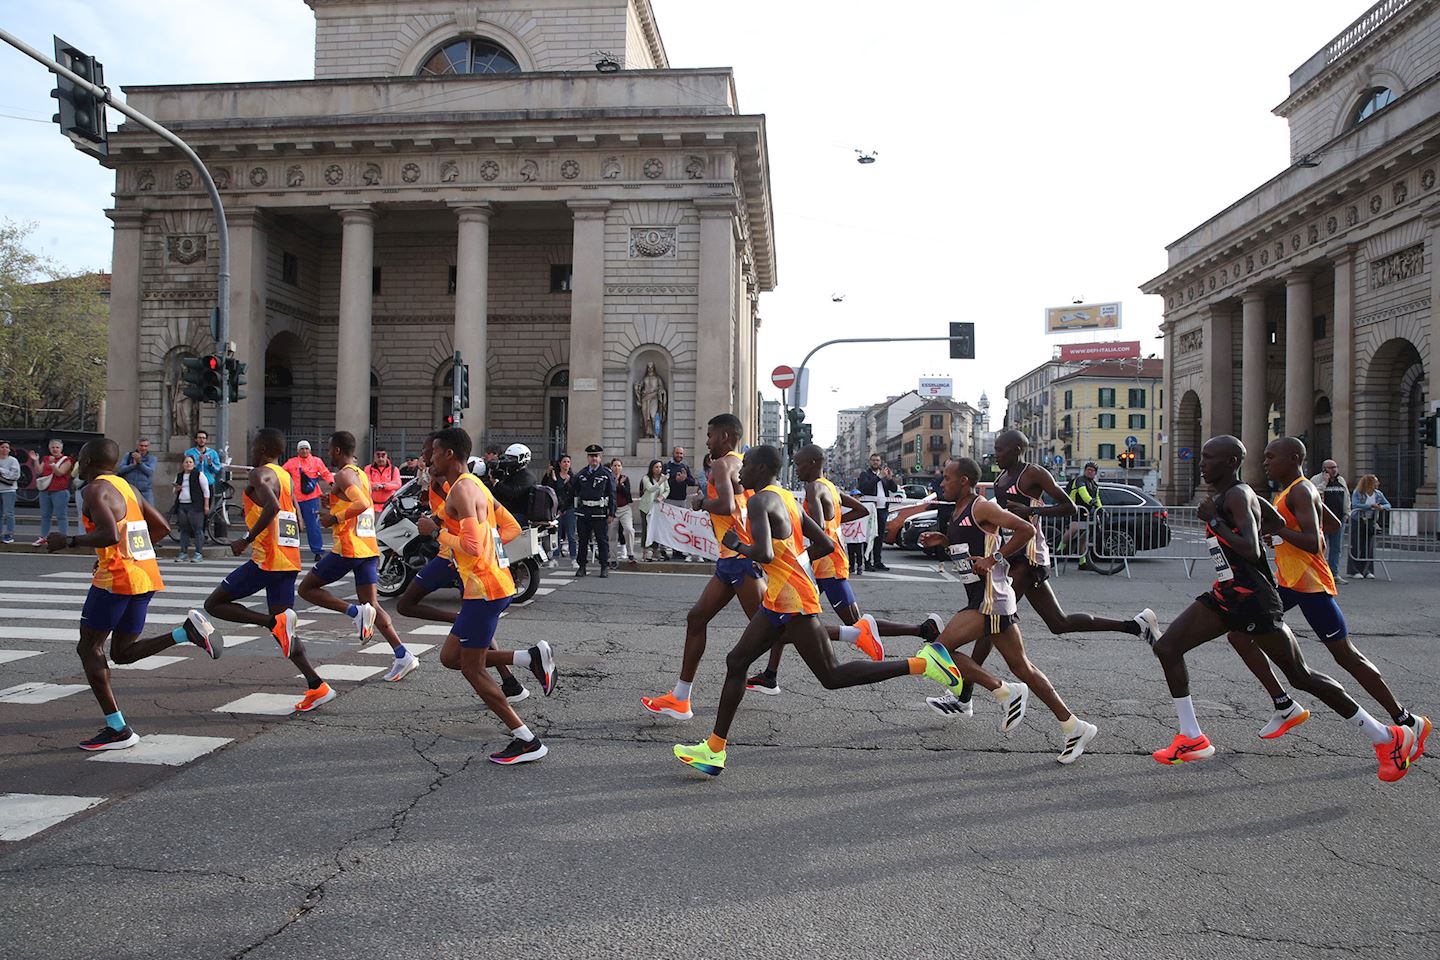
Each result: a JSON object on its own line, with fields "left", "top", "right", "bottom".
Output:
{"left": 219, "top": 561, "right": 297, "bottom": 610}
{"left": 80, "top": 587, "right": 154, "bottom": 636}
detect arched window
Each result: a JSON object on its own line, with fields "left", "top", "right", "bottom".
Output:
{"left": 544, "top": 367, "right": 569, "bottom": 463}
{"left": 369, "top": 371, "right": 381, "bottom": 442}
{"left": 418, "top": 39, "right": 521, "bottom": 76}
{"left": 1351, "top": 87, "right": 1396, "bottom": 126}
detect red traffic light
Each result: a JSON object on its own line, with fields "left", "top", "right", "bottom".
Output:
{"left": 206, "top": 356, "right": 220, "bottom": 370}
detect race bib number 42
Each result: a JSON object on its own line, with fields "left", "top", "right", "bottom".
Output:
{"left": 126, "top": 520, "right": 156, "bottom": 562}
{"left": 277, "top": 511, "right": 301, "bottom": 549}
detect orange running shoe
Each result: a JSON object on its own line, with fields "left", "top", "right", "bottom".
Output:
{"left": 1376, "top": 725, "right": 1413, "bottom": 782}
{"left": 1152, "top": 732, "right": 1215, "bottom": 765}
{"left": 854, "top": 614, "right": 885, "bottom": 661}
{"left": 1407, "top": 714, "right": 1431, "bottom": 762}
{"left": 272, "top": 609, "right": 297, "bottom": 658}
{"left": 295, "top": 682, "right": 336, "bottom": 713}
{"left": 641, "top": 692, "right": 693, "bottom": 720}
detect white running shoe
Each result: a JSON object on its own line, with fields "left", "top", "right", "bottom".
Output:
{"left": 1134, "top": 608, "right": 1161, "bottom": 646}
{"left": 1258, "top": 702, "right": 1311, "bottom": 739}
{"left": 997, "top": 682, "right": 1030, "bottom": 733}
{"left": 926, "top": 692, "right": 973, "bottom": 718}
{"left": 384, "top": 651, "right": 419, "bottom": 682}
{"left": 1057, "top": 719, "right": 1099, "bottom": 764}
{"left": 353, "top": 603, "right": 376, "bottom": 643}
{"left": 921, "top": 613, "right": 947, "bottom": 643}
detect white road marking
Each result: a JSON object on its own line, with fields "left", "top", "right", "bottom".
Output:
{"left": 0, "top": 682, "right": 90, "bottom": 704}
{"left": 307, "top": 663, "right": 386, "bottom": 682}
{"left": 0, "top": 793, "right": 105, "bottom": 841}
{"left": 213, "top": 693, "right": 300, "bottom": 716}
{"left": 0, "top": 650, "right": 44, "bottom": 665}
{"left": 111, "top": 655, "right": 188, "bottom": 672}
{"left": 407, "top": 624, "right": 454, "bottom": 636}
{"left": 359, "top": 642, "right": 433, "bottom": 656}
{"left": 85, "top": 733, "right": 232, "bottom": 766}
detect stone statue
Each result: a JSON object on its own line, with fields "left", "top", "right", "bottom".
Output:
{"left": 633, "top": 363, "right": 667, "bottom": 439}
{"left": 169, "top": 365, "right": 198, "bottom": 440}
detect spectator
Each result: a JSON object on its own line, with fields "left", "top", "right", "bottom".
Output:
{"left": 1309, "top": 458, "right": 1351, "bottom": 582}
{"left": 636, "top": 458, "right": 667, "bottom": 561}
{"left": 1348, "top": 474, "right": 1390, "bottom": 580}
{"left": 1063, "top": 461, "right": 1101, "bottom": 571}
{"left": 284, "top": 439, "right": 334, "bottom": 561}
{"left": 172, "top": 454, "right": 210, "bottom": 563}
{"left": 608, "top": 458, "right": 638, "bottom": 566}
{"left": 184, "top": 430, "right": 224, "bottom": 487}
{"left": 366, "top": 448, "right": 402, "bottom": 510}
{"left": 846, "top": 485, "right": 867, "bottom": 576}
{"left": 856, "top": 453, "right": 897, "bottom": 571}
{"left": 0, "top": 439, "right": 18, "bottom": 544}
{"left": 31, "top": 439, "right": 74, "bottom": 546}
{"left": 117, "top": 437, "right": 157, "bottom": 505}
{"left": 929, "top": 468, "right": 944, "bottom": 496}
{"left": 662, "top": 445, "right": 699, "bottom": 561}
{"left": 543, "top": 454, "right": 576, "bottom": 560}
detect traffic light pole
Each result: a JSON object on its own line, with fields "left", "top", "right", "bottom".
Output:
{"left": 0, "top": 27, "right": 232, "bottom": 460}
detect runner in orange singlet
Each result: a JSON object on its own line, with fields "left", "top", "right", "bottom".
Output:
{"left": 642, "top": 413, "right": 767, "bottom": 721}
{"left": 674, "top": 444, "right": 967, "bottom": 777}
{"left": 204, "top": 428, "right": 333, "bottom": 712}
{"left": 1225, "top": 437, "right": 1429, "bottom": 758}
{"left": 46, "top": 439, "right": 220, "bottom": 750}
{"left": 298, "top": 430, "right": 419, "bottom": 682}
{"left": 418, "top": 427, "right": 555, "bottom": 766}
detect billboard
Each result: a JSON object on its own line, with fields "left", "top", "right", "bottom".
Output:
{"left": 1059, "top": 340, "right": 1141, "bottom": 362}
{"left": 918, "top": 377, "right": 953, "bottom": 398}
{"left": 1045, "top": 301, "right": 1121, "bottom": 334}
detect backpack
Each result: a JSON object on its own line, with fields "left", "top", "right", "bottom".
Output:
{"left": 528, "top": 483, "right": 559, "bottom": 524}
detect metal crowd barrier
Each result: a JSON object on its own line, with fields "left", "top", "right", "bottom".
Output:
{"left": 1344, "top": 506, "right": 1440, "bottom": 581}
{"left": 1067, "top": 504, "right": 1210, "bottom": 579}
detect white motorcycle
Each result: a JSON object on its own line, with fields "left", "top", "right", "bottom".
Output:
{"left": 375, "top": 473, "right": 549, "bottom": 605}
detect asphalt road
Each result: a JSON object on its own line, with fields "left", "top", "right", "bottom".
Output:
{"left": 0, "top": 548, "right": 1435, "bottom": 960}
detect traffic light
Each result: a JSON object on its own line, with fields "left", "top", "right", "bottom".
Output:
{"left": 200, "top": 355, "right": 224, "bottom": 403}
{"left": 451, "top": 352, "right": 469, "bottom": 416}
{"left": 1119, "top": 450, "right": 1137, "bottom": 467}
{"left": 798, "top": 423, "right": 813, "bottom": 447}
{"left": 226, "top": 358, "right": 248, "bottom": 403}
{"left": 51, "top": 38, "right": 107, "bottom": 159}
{"left": 181, "top": 356, "right": 207, "bottom": 401}
{"left": 1419, "top": 413, "right": 1439, "bottom": 448}
{"left": 949, "top": 321, "right": 975, "bottom": 360}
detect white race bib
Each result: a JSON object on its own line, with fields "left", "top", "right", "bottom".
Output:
{"left": 277, "top": 511, "right": 301, "bottom": 549}
{"left": 948, "top": 542, "right": 979, "bottom": 584}
{"left": 1207, "top": 536, "right": 1234, "bottom": 582}
{"left": 492, "top": 527, "right": 510, "bottom": 569}
{"left": 355, "top": 508, "right": 376, "bottom": 539}
{"left": 125, "top": 520, "right": 156, "bottom": 562}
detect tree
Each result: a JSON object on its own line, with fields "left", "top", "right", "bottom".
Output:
{"left": 0, "top": 220, "right": 108, "bottom": 430}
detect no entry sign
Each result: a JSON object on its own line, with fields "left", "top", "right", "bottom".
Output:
{"left": 771, "top": 365, "right": 796, "bottom": 390}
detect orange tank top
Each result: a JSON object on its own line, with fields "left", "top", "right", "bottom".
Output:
{"left": 429, "top": 478, "right": 453, "bottom": 560}
{"left": 245, "top": 462, "right": 302, "bottom": 572}
{"left": 330, "top": 464, "right": 378, "bottom": 559}
{"left": 809, "top": 476, "right": 849, "bottom": 581}
{"left": 708, "top": 450, "right": 752, "bottom": 559}
{"left": 1273, "top": 477, "right": 1336, "bottom": 595}
{"left": 761, "top": 485, "right": 821, "bottom": 615}
{"left": 446, "top": 473, "right": 517, "bottom": 601}
{"left": 88, "top": 474, "right": 163, "bottom": 595}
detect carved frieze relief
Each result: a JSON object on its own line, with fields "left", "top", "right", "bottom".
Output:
{"left": 362, "top": 163, "right": 381, "bottom": 185}
{"left": 560, "top": 159, "right": 580, "bottom": 180}
{"left": 136, "top": 169, "right": 156, "bottom": 192}
{"left": 401, "top": 162, "right": 421, "bottom": 183}
{"left": 249, "top": 167, "right": 268, "bottom": 187}
{"left": 1370, "top": 244, "right": 1424, "bottom": 289}
{"left": 1423, "top": 169, "right": 1436, "bottom": 191}
{"left": 324, "top": 164, "right": 344, "bottom": 186}
{"left": 166, "top": 234, "right": 207, "bottom": 265}
{"left": 629, "top": 227, "right": 677, "bottom": 259}
{"left": 212, "top": 167, "right": 231, "bottom": 189}
{"left": 287, "top": 165, "right": 304, "bottom": 187}
{"left": 175, "top": 169, "right": 193, "bottom": 190}
{"left": 643, "top": 157, "right": 664, "bottom": 179}
{"left": 1177, "top": 329, "right": 1204, "bottom": 354}
{"left": 479, "top": 160, "right": 500, "bottom": 181}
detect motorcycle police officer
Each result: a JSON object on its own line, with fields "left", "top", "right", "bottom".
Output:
{"left": 573, "top": 443, "right": 616, "bottom": 577}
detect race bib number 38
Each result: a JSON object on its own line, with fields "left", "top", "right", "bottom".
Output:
{"left": 126, "top": 520, "right": 156, "bottom": 562}
{"left": 277, "top": 511, "right": 301, "bottom": 549}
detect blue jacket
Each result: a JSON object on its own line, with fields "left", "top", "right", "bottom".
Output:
{"left": 117, "top": 451, "right": 157, "bottom": 493}
{"left": 185, "top": 446, "right": 223, "bottom": 486}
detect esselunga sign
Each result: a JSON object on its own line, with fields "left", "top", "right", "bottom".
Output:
{"left": 1045, "top": 302, "right": 1121, "bottom": 333}
{"left": 918, "top": 377, "right": 953, "bottom": 398}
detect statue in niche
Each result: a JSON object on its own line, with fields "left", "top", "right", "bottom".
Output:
{"left": 169, "top": 363, "right": 199, "bottom": 441}
{"left": 634, "top": 362, "right": 667, "bottom": 439}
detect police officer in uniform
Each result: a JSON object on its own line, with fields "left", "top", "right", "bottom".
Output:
{"left": 572, "top": 443, "right": 616, "bottom": 578}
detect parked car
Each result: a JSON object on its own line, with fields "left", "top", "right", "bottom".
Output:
{"left": 894, "top": 482, "right": 992, "bottom": 551}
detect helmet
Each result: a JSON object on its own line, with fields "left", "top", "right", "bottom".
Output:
{"left": 502, "top": 443, "right": 532, "bottom": 469}
{"left": 466, "top": 456, "right": 486, "bottom": 477}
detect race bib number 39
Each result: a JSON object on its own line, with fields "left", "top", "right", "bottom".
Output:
{"left": 277, "top": 511, "right": 301, "bottom": 549}
{"left": 126, "top": 520, "right": 156, "bottom": 562}
{"left": 1207, "top": 536, "right": 1234, "bottom": 582}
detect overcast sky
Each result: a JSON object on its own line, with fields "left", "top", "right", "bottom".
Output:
{"left": 0, "top": 0, "right": 1369, "bottom": 442}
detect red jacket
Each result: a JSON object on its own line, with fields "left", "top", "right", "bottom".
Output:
{"left": 365, "top": 463, "right": 402, "bottom": 506}
{"left": 282, "top": 454, "right": 333, "bottom": 502}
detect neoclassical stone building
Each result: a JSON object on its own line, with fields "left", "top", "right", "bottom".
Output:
{"left": 103, "top": 0, "right": 774, "bottom": 465}
{"left": 1143, "top": 0, "right": 1439, "bottom": 505}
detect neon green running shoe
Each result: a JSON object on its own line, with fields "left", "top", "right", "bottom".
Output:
{"left": 918, "top": 642, "right": 964, "bottom": 690}
{"left": 674, "top": 740, "right": 726, "bottom": 777}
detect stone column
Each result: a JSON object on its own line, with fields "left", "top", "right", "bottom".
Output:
{"left": 1202, "top": 302, "right": 1235, "bottom": 440}
{"left": 567, "top": 200, "right": 609, "bottom": 451}
{"left": 452, "top": 203, "right": 494, "bottom": 439}
{"left": 335, "top": 207, "right": 375, "bottom": 445}
{"left": 1284, "top": 270, "right": 1315, "bottom": 445}
{"left": 1159, "top": 319, "right": 1177, "bottom": 500}
{"left": 1241, "top": 289, "right": 1268, "bottom": 486}
{"left": 227, "top": 208, "right": 267, "bottom": 453}
{"left": 1330, "top": 247, "right": 1356, "bottom": 474}
{"left": 104, "top": 209, "right": 145, "bottom": 446}
{"left": 695, "top": 197, "right": 738, "bottom": 451}
{"left": 1423, "top": 206, "right": 1440, "bottom": 505}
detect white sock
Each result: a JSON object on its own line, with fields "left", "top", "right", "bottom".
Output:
{"left": 510, "top": 724, "right": 534, "bottom": 742}
{"left": 1174, "top": 696, "right": 1201, "bottom": 738}
{"left": 511, "top": 649, "right": 532, "bottom": 669}
{"left": 991, "top": 681, "right": 1012, "bottom": 702}
{"left": 838, "top": 625, "right": 860, "bottom": 643}
{"left": 1060, "top": 715, "right": 1081, "bottom": 735}
{"left": 1349, "top": 707, "right": 1392, "bottom": 746}
{"left": 673, "top": 679, "right": 693, "bottom": 701}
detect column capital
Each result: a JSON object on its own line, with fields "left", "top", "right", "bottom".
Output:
{"left": 448, "top": 201, "right": 495, "bottom": 223}
{"left": 1241, "top": 287, "right": 1267, "bottom": 304}
{"left": 335, "top": 205, "right": 378, "bottom": 225}
{"left": 1328, "top": 241, "right": 1358, "bottom": 266}
{"left": 567, "top": 199, "right": 611, "bottom": 220}
{"left": 225, "top": 207, "right": 268, "bottom": 230}
{"left": 1421, "top": 200, "right": 1440, "bottom": 227}
{"left": 693, "top": 196, "right": 740, "bottom": 219}
{"left": 104, "top": 208, "right": 147, "bottom": 228}
{"left": 1284, "top": 268, "right": 1314, "bottom": 287}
